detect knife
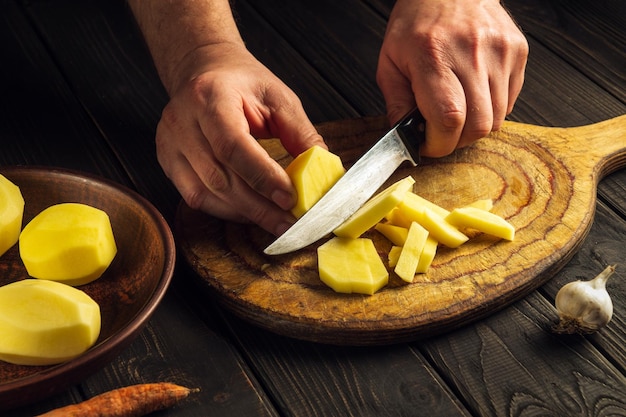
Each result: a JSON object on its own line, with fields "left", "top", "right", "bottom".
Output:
{"left": 264, "top": 107, "right": 426, "bottom": 255}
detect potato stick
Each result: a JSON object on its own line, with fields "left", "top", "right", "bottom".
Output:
{"left": 36, "top": 382, "right": 196, "bottom": 417}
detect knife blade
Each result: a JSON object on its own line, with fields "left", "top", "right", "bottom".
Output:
{"left": 264, "top": 107, "right": 426, "bottom": 255}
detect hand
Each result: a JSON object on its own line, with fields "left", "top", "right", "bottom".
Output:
{"left": 377, "top": 0, "right": 528, "bottom": 157}
{"left": 156, "top": 42, "right": 325, "bottom": 236}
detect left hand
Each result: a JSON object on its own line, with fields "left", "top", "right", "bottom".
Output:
{"left": 377, "top": 0, "right": 528, "bottom": 157}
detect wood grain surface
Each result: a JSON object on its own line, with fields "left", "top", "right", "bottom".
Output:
{"left": 175, "top": 115, "right": 626, "bottom": 345}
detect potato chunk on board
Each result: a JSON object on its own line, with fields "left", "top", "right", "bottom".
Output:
{"left": 317, "top": 237, "right": 388, "bottom": 295}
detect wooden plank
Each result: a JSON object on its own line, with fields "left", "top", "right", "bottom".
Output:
{"left": 240, "top": 0, "right": 388, "bottom": 116}
{"left": 506, "top": 0, "right": 626, "bottom": 103}
{"left": 421, "top": 290, "right": 626, "bottom": 416}
{"left": 233, "top": 1, "right": 358, "bottom": 123}
{"left": 0, "top": 0, "right": 127, "bottom": 182}
{"left": 17, "top": 0, "right": 179, "bottom": 220}
{"left": 184, "top": 293, "right": 472, "bottom": 417}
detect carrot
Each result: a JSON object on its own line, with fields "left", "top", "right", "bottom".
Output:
{"left": 36, "top": 382, "right": 197, "bottom": 417}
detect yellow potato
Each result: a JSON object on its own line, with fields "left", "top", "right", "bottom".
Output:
{"left": 394, "top": 222, "right": 429, "bottom": 282}
{"left": 285, "top": 145, "right": 345, "bottom": 218}
{"left": 388, "top": 245, "right": 402, "bottom": 267}
{"left": 465, "top": 198, "right": 494, "bottom": 212}
{"left": 317, "top": 237, "right": 388, "bottom": 295}
{"left": 0, "top": 279, "right": 101, "bottom": 365}
{"left": 19, "top": 203, "right": 117, "bottom": 286}
{"left": 0, "top": 174, "right": 25, "bottom": 257}
{"left": 416, "top": 237, "right": 438, "bottom": 273}
{"left": 374, "top": 222, "right": 409, "bottom": 246}
{"left": 334, "top": 176, "right": 415, "bottom": 239}
{"left": 401, "top": 191, "right": 450, "bottom": 219}
{"left": 446, "top": 206, "right": 515, "bottom": 241}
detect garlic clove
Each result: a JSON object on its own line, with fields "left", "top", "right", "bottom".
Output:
{"left": 553, "top": 264, "right": 616, "bottom": 334}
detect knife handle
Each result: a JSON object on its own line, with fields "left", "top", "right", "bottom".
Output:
{"left": 395, "top": 107, "right": 426, "bottom": 165}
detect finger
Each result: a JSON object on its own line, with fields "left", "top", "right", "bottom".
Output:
{"left": 507, "top": 49, "right": 528, "bottom": 115}
{"left": 413, "top": 70, "right": 466, "bottom": 158}
{"left": 241, "top": 86, "right": 327, "bottom": 156}
{"left": 456, "top": 71, "right": 493, "bottom": 147}
{"left": 159, "top": 117, "right": 296, "bottom": 236}
{"left": 197, "top": 101, "right": 295, "bottom": 210}
{"left": 376, "top": 56, "right": 417, "bottom": 125}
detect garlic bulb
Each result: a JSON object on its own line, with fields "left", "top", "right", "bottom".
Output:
{"left": 553, "top": 264, "right": 616, "bottom": 334}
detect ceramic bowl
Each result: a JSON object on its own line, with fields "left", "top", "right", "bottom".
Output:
{"left": 0, "top": 166, "right": 175, "bottom": 410}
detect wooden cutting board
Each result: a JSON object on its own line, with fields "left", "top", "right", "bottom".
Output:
{"left": 175, "top": 114, "right": 626, "bottom": 345}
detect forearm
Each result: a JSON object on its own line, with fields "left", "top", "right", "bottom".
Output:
{"left": 128, "top": 0, "right": 244, "bottom": 94}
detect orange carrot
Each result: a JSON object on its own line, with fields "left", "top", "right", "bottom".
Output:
{"left": 36, "top": 382, "right": 197, "bottom": 417}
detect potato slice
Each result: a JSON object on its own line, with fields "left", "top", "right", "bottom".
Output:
{"left": 0, "top": 279, "right": 101, "bottom": 365}
{"left": 374, "top": 223, "right": 409, "bottom": 246}
{"left": 465, "top": 198, "right": 494, "bottom": 211}
{"left": 402, "top": 191, "right": 450, "bottom": 218}
{"left": 334, "top": 176, "right": 415, "bottom": 239}
{"left": 446, "top": 206, "right": 515, "bottom": 241}
{"left": 285, "top": 145, "right": 345, "bottom": 218}
{"left": 414, "top": 207, "right": 469, "bottom": 248}
{"left": 388, "top": 245, "right": 402, "bottom": 267}
{"left": 394, "top": 222, "right": 429, "bottom": 283}
{"left": 317, "top": 237, "right": 388, "bottom": 295}
{"left": 19, "top": 203, "right": 117, "bottom": 286}
{"left": 0, "top": 174, "right": 25, "bottom": 257}
{"left": 416, "top": 237, "right": 438, "bottom": 273}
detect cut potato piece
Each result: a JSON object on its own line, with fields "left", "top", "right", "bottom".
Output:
{"left": 465, "top": 199, "right": 494, "bottom": 211}
{"left": 410, "top": 207, "right": 469, "bottom": 248}
{"left": 19, "top": 203, "right": 117, "bottom": 286}
{"left": 317, "top": 237, "right": 388, "bottom": 295}
{"left": 334, "top": 176, "right": 415, "bottom": 239}
{"left": 446, "top": 206, "right": 515, "bottom": 241}
{"left": 388, "top": 245, "right": 402, "bottom": 267}
{"left": 0, "top": 279, "right": 101, "bottom": 365}
{"left": 285, "top": 145, "right": 345, "bottom": 218}
{"left": 0, "top": 174, "right": 25, "bottom": 257}
{"left": 374, "top": 223, "right": 409, "bottom": 246}
{"left": 394, "top": 222, "right": 429, "bottom": 283}
{"left": 416, "top": 237, "right": 438, "bottom": 273}
{"left": 402, "top": 191, "right": 450, "bottom": 218}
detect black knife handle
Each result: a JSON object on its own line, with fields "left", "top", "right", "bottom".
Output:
{"left": 395, "top": 107, "right": 426, "bottom": 164}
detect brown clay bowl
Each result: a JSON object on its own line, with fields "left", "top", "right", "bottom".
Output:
{"left": 0, "top": 166, "right": 175, "bottom": 410}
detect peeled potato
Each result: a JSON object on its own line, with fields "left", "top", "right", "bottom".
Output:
{"left": 317, "top": 237, "right": 388, "bottom": 295}
{"left": 446, "top": 206, "right": 515, "bottom": 241}
{"left": 394, "top": 222, "right": 429, "bottom": 283}
{"left": 334, "top": 176, "right": 415, "bottom": 239}
{"left": 0, "top": 174, "right": 25, "bottom": 257}
{"left": 285, "top": 145, "right": 345, "bottom": 218}
{"left": 19, "top": 203, "right": 117, "bottom": 286}
{"left": 0, "top": 279, "right": 101, "bottom": 366}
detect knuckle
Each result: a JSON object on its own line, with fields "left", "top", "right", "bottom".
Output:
{"left": 182, "top": 188, "right": 208, "bottom": 211}
{"left": 202, "top": 162, "right": 230, "bottom": 194}
{"left": 439, "top": 108, "right": 466, "bottom": 130}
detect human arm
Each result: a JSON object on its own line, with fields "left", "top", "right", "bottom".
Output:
{"left": 377, "top": 0, "right": 528, "bottom": 157}
{"left": 128, "top": 0, "right": 325, "bottom": 236}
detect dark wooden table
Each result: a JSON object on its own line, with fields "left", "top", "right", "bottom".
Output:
{"left": 3, "top": 0, "right": 626, "bottom": 415}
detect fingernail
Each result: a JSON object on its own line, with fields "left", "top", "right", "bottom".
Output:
{"left": 271, "top": 189, "right": 295, "bottom": 211}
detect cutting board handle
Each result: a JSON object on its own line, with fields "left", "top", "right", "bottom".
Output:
{"left": 499, "top": 114, "right": 626, "bottom": 180}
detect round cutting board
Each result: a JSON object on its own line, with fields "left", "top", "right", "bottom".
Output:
{"left": 175, "top": 114, "right": 626, "bottom": 345}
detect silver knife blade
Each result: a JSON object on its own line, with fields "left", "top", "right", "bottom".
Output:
{"left": 264, "top": 108, "right": 426, "bottom": 255}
